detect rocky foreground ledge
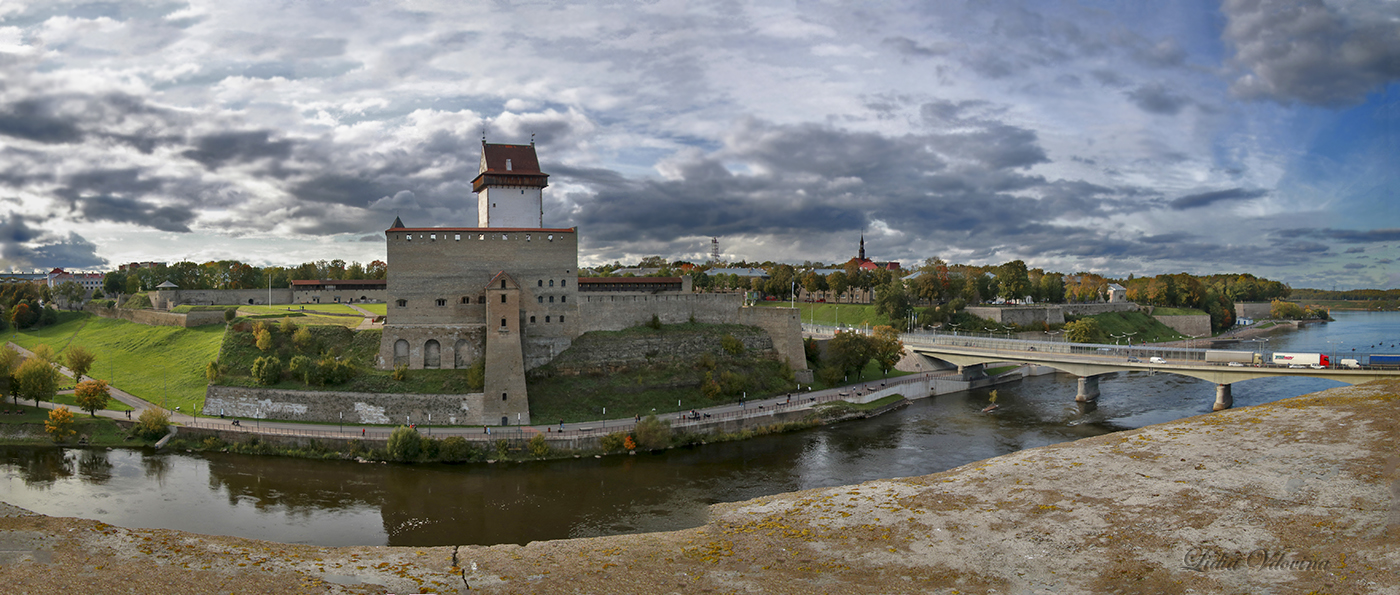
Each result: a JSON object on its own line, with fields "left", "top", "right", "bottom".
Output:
{"left": 5, "top": 382, "right": 1398, "bottom": 594}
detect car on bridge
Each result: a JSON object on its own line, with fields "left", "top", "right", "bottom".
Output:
{"left": 1149, "top": 356, "right": 1167, "bottom": 364}
{"left": 1127, "top": 356, "right": 1141, "bottom": 363}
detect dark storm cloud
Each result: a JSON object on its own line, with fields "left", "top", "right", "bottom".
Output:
{"left": 1127, "top": 83, "right": 1191, "bottom": 115}
{"left": 1223, "top": 0, "right": 1400, "bottom": 106}
{"left": 79, "top": 195, "right": 196, "bottom": 232}
{"left": 1274, "top": 228, "right": 1400, "bottom": 243}
{"left": 1169, "top": 188, "right": 1267, "bottom": 210}
{"left": 1343, "top": 263, "right": 1366, "bottom": 270}
{"left": 0, "top": 99, "right": 85, "bottom": 144}
{"left": 1344, "top": 247, "right": 1365, "bottom": 254}
{"left": 48, "top": 168, "right": 201, "bottom": 232}
{"left": 182, "top": 131, "right": 294, "bottom": 169}
{"left": 0, "top": 216, "right": 106, "bottom": 270}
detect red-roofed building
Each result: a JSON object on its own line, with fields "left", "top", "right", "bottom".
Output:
{"left": 472, "top": 141, "right": 549, "bottom": 228}
{"left": 290, "top": 279, "right": 387, "bottom": 304}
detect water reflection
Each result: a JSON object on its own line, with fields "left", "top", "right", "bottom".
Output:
{"left": 3, "top": 448, "right": 74, "bottom": 485}
{"left": 77, "top": 449, "right": 113, "bottom": 484}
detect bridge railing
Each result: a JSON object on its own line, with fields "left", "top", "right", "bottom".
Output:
{"left": 803, "top": 323, "right": 1219, "bottom": 363}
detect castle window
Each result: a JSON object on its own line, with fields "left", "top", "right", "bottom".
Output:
{"left": 549, "top": 280, "right": 555, "bottom": 287}
{"left": 549, "top": 296, "right": 554, "bottom": 303}
{"left": 501, "top": 318, "right": 507, "bottom": 327}
{"left": 545, "top": 315, "right": 551, "bottom": 323}
{"left": 538, "top": 280, "right": 543, "bottom": 287}
{"left": 501, "top": 234, "right": 508, "bottom": 240}
{"left": 501, "top": 280, "right": 506, "bottom": 289}
{"left": 560, "top": 315, "right": 565, "bottom": 323}
{"left": 460, "top": 296, "right": 468, "bottom": 304}
{"left": 561, "top": 295, "right": 566, "bottom": 303}
{"left": 506, "top": 159, "right": 512, "bottom": 171}
{"left": 548, "top": 234, "right": 553, "bottom": 241}
{"left": 455, "top": 234, "right": 461, "bottom": 241}
{"left": 436, "top": 299, "right": 446, "bottom": 306}
{"left": 501, "top": 294, "right": 507, "bottom": 303}
{"left": 396, "top": 299, "right": 406, "bottom": 307}
{"left": 502, "top": 392, "right": 508, "bottom": 401}
{"left": 526, "top": 234, "right": 531, "bottom": 241}
{"left": 479, "top": 296, "right": 486, "bottom": 304}
{"left": 430, "top": 234, "right": 436, "bottom": 241}
{"left": 478, "top": 234, "right": 484, "bottom": 240}
{"left": 537, "top": 296, "right": 543, "bottom": 304}
{"left": 405, "top": 235, "right": 411, "bottom": 241}
{"left": 530, "top": 316, "right": 536, "bottom": 323}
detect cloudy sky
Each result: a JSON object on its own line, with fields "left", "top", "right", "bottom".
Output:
{"left": 1, "top": 0, "right": 1397, "bottom": 289}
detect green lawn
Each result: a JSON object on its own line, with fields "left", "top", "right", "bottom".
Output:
{"left": 9, "top": 311, "right": 222, "bottom": 411}
{"left": 234, "top": 305, "right": 364, "bottom": 327}
{"left": 1152, "top": 307, "right": 1208, "bottom": 316}
{"left": 1082, "top": 311, "right": 1188, "bottom": 343}
{"left": 53, "top": 393, "right": 134, "bottom": 412}
{"left": 356, "top": 303, "right": 387, "bottom": 315}
{"left": 758, "top": 301, "right": 897, "bottom": 329}
{"left": 0, "top": 403, "right": 149, "bottom": 446}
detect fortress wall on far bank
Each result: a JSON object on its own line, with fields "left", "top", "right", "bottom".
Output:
{"left": 575, "top": 293, "right": 742, "bottom": 333}
{"left": 1153, "top": 314, "right": 1212, "bottom": 337}
{"left": 965, "top": 302, "right": 1140, "bottom": 327}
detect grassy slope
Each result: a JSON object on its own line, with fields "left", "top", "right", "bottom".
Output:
{"left": 10, "top": 312, "right": 222, "bottom": 411}
{"left": 0, "top": 403, "right": 149, "bottom": 446}
{"left": 1084, "top": 311, "right": 1188, "bottom": 343}
{"left": 1152, "top": 307, "right": 1208, "bottom": 316}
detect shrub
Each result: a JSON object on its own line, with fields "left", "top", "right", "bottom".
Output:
{"left": 45, "top": 406, "right": 76, "bottom": 442}
{"left": 293, "top": 327, "right": 315, "bottom": 351}
{"left": 701, "top": 371, "right": 722, "bottom": 399}
{"left": 205, "top": 361, "right": 221, "bottom": 382}
{"left": 816, "top": 365, "right": 845, "bottom": 386}
{"left": 528, "top": 433, "right": 550, "bottom": 457}
{"left": 280, "top": 316, "right": 298, "bottom": 335}
{"left": 255, "top": 327, "right": 274, "bottom": 352}
{"left": 720, "top": 333, "right": 744, "bottom": 355}
{"left": 600, "top": 432, "right": 628, "bottom": 452}
{"left": 391, "top": 364, "right": 408, "bottom": 381}
{"left": 316, "top": 356, "right": 356, "bottom": 385}
{"left": 251, "top": 356, "right": 283, "bottom": 385}
{"left": 633, "top": 415, "right": 671, "bottom": 450}
{"left": 696, "top": 353, "right": 716, "bottom": 370}
{"left": 134, "top": 408, "right": 170, "bottom": 440}
{"left": 438, "top": 436, "right": 476, "bottom": 462}
{"left": 623, "top": 435, "right": 637, "bottom": 451}
{"left": 288, "top": 355, "right": 314, "bottom": 384}
{"left": 386, "top": 426, "right": 423, "bottom": 462}
{"left": 494, "top": 439, "right": 510, "bottom": 459}
{"left": 224, "top": 307, "right": 238, "bottom": 323}
{"left": 647, "top": 314, "right": 662, "bottom": 330}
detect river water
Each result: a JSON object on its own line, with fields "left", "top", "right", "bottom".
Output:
{"left": 3, "top": 311, "right": 1396, "bottom": 547}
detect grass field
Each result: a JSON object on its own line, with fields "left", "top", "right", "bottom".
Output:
{"left": 756, "top": 301, "right": 897, "bottom": 329}
{"left": 356, "top": 303, "right": 387, "bottom": 315}
{"left": 53, "top": 393, "right": 134, "bottom": 412}
{"left": 0, "top": 403, "right": 148, "bottom": 446}
{"left": 1083, "top": 311, "right": 1188, "bottom": 343}
{"left": 234, "top": 304, "right": 365, "bottom": 327}
{"left": 1152, "top": 307, "right": 1208, "bottom": 316}
{"left": 9, "top": 311, "right": 222, "bottom": 411}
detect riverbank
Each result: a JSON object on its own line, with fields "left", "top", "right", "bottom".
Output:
{"left": 5, "top": 379, "right": 1394, "bottom": 593}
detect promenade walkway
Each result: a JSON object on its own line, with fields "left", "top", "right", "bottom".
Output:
{"left": 7, "top": 341, "right": 964, "bottom": 443}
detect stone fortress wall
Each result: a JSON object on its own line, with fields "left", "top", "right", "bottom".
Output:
{"left": 150, "top": 288, "right": 294, "bottom": 309}
{"left": 205, "top": 385, "right": 487, "bottom": 426}
{"left": 378, "top": 227, "right": 579, "bottom": 371}
{"left": 965, "top": 302, "right": 1138, "bottom": 326}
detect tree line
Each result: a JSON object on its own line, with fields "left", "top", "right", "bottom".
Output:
{"left": 99, "top": 259, "right": 387, "bottom": 295}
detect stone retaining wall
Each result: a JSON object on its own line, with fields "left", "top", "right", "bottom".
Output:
{"left": 965, "top": 302, "right": 1139, "bottom": 326}
{"left": 84, "top": 304, "right": 226, "bottom": 327}
{"left": 736, "top": 306, "right": 811, "bottom": 381}
{"left": 205, "top": 385, "right": 487, "bottom": 426}
{"left": 1153, "top": 314, "right": 1212, "bottom": 337}
{"left": 575, "top": 293, "right": 742, "bottom": 332}
{"left": 1235, "top": 301, "right": 1272, "bottom": 319}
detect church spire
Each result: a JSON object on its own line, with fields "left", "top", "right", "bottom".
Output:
{"left": 858, "top": 233, "right": 866, "bottom": 261}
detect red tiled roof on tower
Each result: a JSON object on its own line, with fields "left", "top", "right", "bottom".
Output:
{"left": 472, "top": 142, "right": 549, "bottom": 193}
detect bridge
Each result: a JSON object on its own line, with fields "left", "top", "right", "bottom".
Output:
{"left": 805, "top": 325, "right": 1400, "bottom": 411}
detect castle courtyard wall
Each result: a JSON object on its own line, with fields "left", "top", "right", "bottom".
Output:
{"left": 204, "top": 385, "right": 487, "bottom": 426}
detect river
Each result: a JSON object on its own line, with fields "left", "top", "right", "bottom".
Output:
{"left": 3, "top": 310, "right": 1396, "bottom": 547}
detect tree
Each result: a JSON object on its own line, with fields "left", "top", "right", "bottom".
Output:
{"left": 871, "top": 325, "right": 904, "bottom": 376}
{"left": 827, "top": 272, "right": 850, "bottom": 303}
{"left": 255, "top": 327, "right": 274, "bottom": 351}
{"left": 826, "top": 331, "right": 873, "bottom": 380}
{"left": 1063, "top": 318, "right": 1103, "bottom": 343}
{"left": 73, "top": 379, "right": 111, "bottom": 417}
{"left": 45, "top": 406, "right": 76, "bottom": 443}
{"left": 873, "top": 281, "right": 911, "bottom": 321}
{"left": 279, "top": 316, "right": 298, "bottom": 335}
{"left": 224, "top": 307, "right": 238, "bottom": 323}
{"left": 55, "top": 280, "right": 86, "bottom": 309}
{"left": 0, "top": 346, "right": 20, "bottom": 402}
{"left": 528, "top": 433, "right": 550, "bottom": 457}
{"left": 30, "top": 343, "right": 56, "bottom": 364}
{"left": 293, "top": 326, "right": 314, "bottom": 350}
{"left": 16, "top": 357, "right": 58, "bottom": 406}
{"left": 103, "top": 271, "right": 127, "bottom": 296}
{"left": 996, "top": 260, "right": 1031, "bottom": 303}
{"left": 64, "top": 345, "right": 96, "bottom": 382}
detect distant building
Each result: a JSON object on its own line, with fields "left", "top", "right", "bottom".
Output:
{"left": 1107, "top": 283, "right": 1128, "bottom": 303}
{"left": 291, "top": 279, "right": 388, "bottom": 304}
{"left": 119, "top": 261, "right": 166, "bottom": 272}
{"left": 47, "top": 268, "right": 104, "bottom": 292}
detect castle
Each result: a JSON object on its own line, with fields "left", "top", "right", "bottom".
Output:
{"left": 378, "top": 141, "right": 810, "bottom": 426}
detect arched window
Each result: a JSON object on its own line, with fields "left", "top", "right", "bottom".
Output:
{"left": 393, "top": 339, "right": 409, "bottom": 367}
{"left": 561, "top": 279, "right": 567, "bottom": 287}
{"left": 454, "top": 339, "right": 470, "bottom": 368}
{"left": 530, "top": 315, "right": 536, "bottom": 323}
{"left": 537, "top": 296, "right": 543, "bottom": 304}
{"left": 561, "top": 295, "right": 566, "bottom": 303}
{"left": 424, "top": 340, "right": 441, "bottom": 369}
{"left": 545, "top": 315, "right": 551, "bottom": 323}
{"left": 549, "top": 280, "right": 554, "bottom": 287}
{"left": 549, "top": 296, "right": 554, "bottom": 303}
{"left": 560, "top": 315, "right": 565, "bottom": 323}
{"left": 538, "top": 280, "right": 543, "bottom": 287}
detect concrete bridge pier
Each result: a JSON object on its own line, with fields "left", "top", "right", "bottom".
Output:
{"left": 1076, "top": 375, "right": 1101, "bottom": 402}
{"left": 1213, "top": 384, "right": 1233, "bottom": 411}
{"left": 958, "top": 364, "right": 986, "bottom": 380}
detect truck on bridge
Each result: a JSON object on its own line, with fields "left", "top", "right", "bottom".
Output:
{"left": 1369, "top": 354, "right": 1400, "bottom": 368}
{"left": 1204, "top": 350, "right": 1261, "bottom": 365}
{"left": 1270, "top": 352, "right": 1330, "bottom": 368}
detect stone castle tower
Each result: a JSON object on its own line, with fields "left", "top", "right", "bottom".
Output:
{"left": 380, "top": 141, "right": 577, "bottom": 426}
